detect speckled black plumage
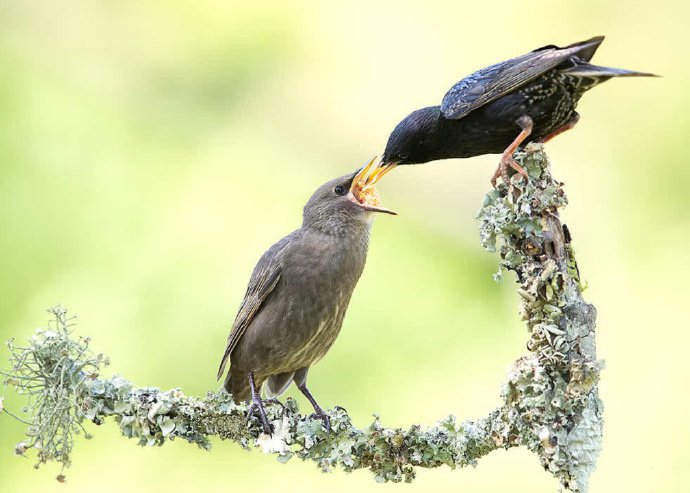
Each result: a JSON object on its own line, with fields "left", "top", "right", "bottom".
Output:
{"left": 382, "top": 36, "right": 656, "bottom": 167}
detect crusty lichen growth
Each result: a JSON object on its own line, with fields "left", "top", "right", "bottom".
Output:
{"left": 1, "top": 308, "right": 507, "bottom": 482}
{"left": 477, "top": 143, "right": 602, "bottom": 492}
{"left": 2, "top": 145, "right": 600, "bottom": 491}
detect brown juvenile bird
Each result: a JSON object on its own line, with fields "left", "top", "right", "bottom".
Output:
{"left": 217, "top": 159, "right": 396, "bottom": 434}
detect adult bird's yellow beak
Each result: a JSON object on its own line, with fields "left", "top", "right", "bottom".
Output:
{"left": 348, "top": 157, "right": 398, "bottom": 215}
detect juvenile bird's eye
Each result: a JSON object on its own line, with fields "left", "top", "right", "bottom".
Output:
{"left": 334, "top": 185, "right": 347, "bottom": 196}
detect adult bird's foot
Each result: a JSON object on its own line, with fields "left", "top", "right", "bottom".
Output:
{"left": 308, "top": 410, "right": 332, "bottom": 432}
{"left": 491, "top": 114, "right": 533, "bottom": 187}
{"left": 491, "top": 154, "right": 528, "bottom": 187}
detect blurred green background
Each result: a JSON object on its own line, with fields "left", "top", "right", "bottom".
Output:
{"left": 1, "top": 0, "right": 688, "bottom": 491}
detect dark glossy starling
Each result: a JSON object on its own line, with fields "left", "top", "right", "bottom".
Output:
{"left": 217, "top": 159, "right": 396, "bottom": 434}
{"left": 381, "top": 36, "right": 656, "bottom": 185}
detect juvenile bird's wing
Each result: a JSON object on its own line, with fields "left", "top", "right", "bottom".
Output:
{"left": 216, "top": 237, "right": 290, "bottom": 380}
{"left": 440, "top": 36, "right": 604, "bottom": 120}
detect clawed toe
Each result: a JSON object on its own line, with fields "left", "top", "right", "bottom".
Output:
{"left": 492, "top": 115, "right": 533, "bottom": 187}
{"left": 245, "top": 372, "right": 275, "bottom": 435}
{"left": 264, "top": 397, "right": 286, "bottom": 414}
{"left": 308, "top": 411, "right": 332, "bottom": 432}
{"left": 246, "top": 396, "right": 288, "bottom": 435}
{"left": 246, "top": 402, "right": 273, "bottom": 435}
{"left": 492, "top": 155, "right": 528, "bottom": 187}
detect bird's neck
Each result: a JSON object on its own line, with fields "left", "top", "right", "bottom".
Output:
{"left": 303, "top": 216, "right": 372, "bottom": 240}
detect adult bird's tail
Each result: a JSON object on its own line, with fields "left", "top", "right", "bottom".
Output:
{"left": 561, "top": 62, "right": 659, "bottom": 91}
{"left": 564, "top": 35, "right": 605, "bottom": 62}
{"left": 562, "top": 63, "right": 658, "bottom": 79}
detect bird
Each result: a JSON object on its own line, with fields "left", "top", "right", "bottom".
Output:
{"left": 217, "top": 158, "right": 396, "bottom": 434}
{"left": 380, "top": 36, "right": 657, "bottom": 186}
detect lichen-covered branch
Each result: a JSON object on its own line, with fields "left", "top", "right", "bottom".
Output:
{"left": 477, "top": 144, "right": 602, "bottom": 492}
{"left": 1, "top": 144, "right": 601, "bottom": 491}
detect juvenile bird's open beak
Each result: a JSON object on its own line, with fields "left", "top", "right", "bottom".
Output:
{"left": 348, "top": 157, "right": 397, "bottom": 215}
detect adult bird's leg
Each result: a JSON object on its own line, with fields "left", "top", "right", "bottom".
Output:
{"left": 246, "top": 372, "right": 272, "bottom": 435}
{"left": 538, "top": 112, "right": 580, "bottom": 143}
{"left": 294, "top": 367, "right": 331, "bottom": 432}
{"left": 491, "top": 115, "right": 534, "bottom": 187}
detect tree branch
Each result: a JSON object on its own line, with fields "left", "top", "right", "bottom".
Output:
{"left": 1, "top": 144, "right": 601, "bottom": 491}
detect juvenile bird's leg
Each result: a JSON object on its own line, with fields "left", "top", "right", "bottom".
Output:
{"left": 246, "top": 373, "right": 272, "bottom": 435}
{"left": 538, "top": 112, "right": 580, "bottom": 143}
{"left": 294, "top": 368, "right": 331, "bottom": 432}
{"left": 491, "top": 115, "right": 534, "bottom": 187}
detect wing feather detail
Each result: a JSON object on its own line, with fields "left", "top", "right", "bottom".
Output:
{"left": 441, "top": 37, "right": 604, "bottom": 120}
{"left": 216, "top": 238, "right": 289, "bottom": 380}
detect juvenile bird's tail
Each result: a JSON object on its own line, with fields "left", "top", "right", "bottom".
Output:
{"left": 224, "top": 369, "right": 251, "bottom": 403}
{"left": 222, "top": 371, "right": 293, "bottom": 403}
{"left": 264, "top": 372, "right": 295, "bottom": 399}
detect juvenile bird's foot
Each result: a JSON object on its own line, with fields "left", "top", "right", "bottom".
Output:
{"left": 247, "top": 397, "right": 287, "bottom": 435}
{"left": 296, "top": 378, "right": 332, "bottom": 432}
{"left": 246, "top": 399, "right": 272, "bottom": 435}
{"left": 308, "top": 409, "right": 332, "bottom": 432}
{"left": 247, "top": 372, "right": 272, "bottom": 435}
{"left": 264, "top": 397, "right": 286, "bottom": 411}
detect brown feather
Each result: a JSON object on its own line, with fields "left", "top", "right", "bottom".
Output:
{"left": 216, "top": 239, "right": 288, "bottom": 380}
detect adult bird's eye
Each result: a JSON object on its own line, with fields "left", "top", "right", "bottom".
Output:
{"left": 334, "top": 185, "right": 347, "bottom": 196}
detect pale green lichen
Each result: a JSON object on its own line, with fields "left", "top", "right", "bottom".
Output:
{"left": 1, "top": 307, "right": 107, "bottom": 473}
{"left": 477, "top": 144, "right": 602, "bottom": 492}
{"left": 2, "top": 145, "right": 601, "bottom": 491}
{"left": 1, "top": 308, "right": 503, "bottom": 483}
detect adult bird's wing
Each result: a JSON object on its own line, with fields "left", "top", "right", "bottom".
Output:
{"left": 440, "top": 36, "right": 605, "bottom": 120}
{"left": 216, "top": 237, "right": 290, "bottom": 380}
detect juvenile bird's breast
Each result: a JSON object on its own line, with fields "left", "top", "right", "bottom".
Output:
{"left": 274, "top": 228, "right": 370, "bottom": 370}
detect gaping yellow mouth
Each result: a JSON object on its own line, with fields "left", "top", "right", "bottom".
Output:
{"left": 348, "top": 157, "right": 397, "bottom": 215}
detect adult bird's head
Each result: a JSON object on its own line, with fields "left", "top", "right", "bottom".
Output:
{"left": 381, "top": 105, "right": 446, "bottom": 166}
{"left": 303, "top": 157, "right": 397, "bottom": 235}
